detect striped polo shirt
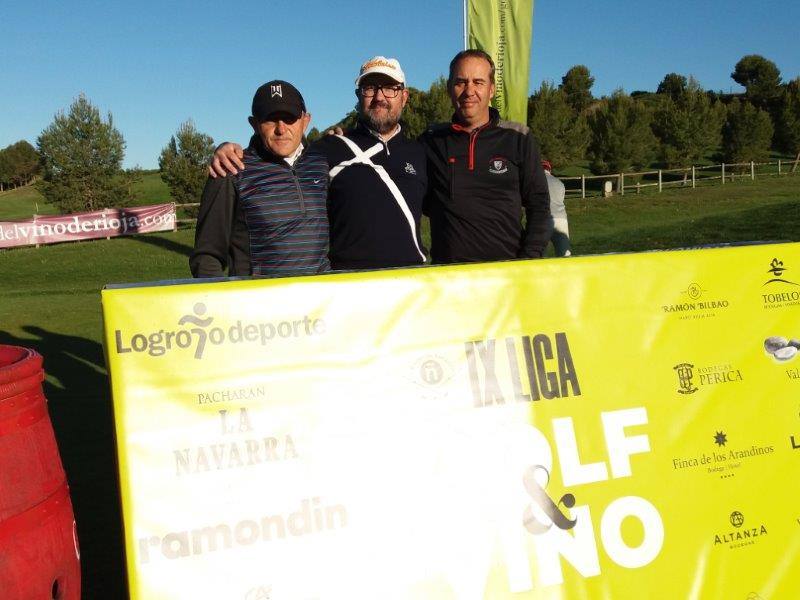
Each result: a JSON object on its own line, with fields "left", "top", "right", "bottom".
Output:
{"left": 237, "top": 143, "right": 330, "bottom": 276}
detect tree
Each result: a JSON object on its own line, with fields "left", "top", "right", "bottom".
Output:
{"left": 560, "top": 65, "right": 594, "bottom": 113}
{"left": 587, "top": 90, "right": 657, "bottom": 174}
{"left": 731, "top": 55, "right": 782, "bottom": 109}
{"left": 776, "top": 78, "right": 800, "bottom": 169}
{"left": 402, "top": 77, "right": 452, "bottom": 138}
{"left": 527, "top": 81, "right": 589, "bottom": 166}
{"left": 651, "top": 78, "right": 726, "bottom": 167}
{"left": 0, "top": 141, "right": 40, "bottom": 190}
{"left": 306, "top": 127, "right": 321, "bottom": 143}
{"left": 159, "top": 120, "right": 215, "bottom": 209}
{"left": 656, "top": 73, "right": 688, "bottom": 101}
{"left": 721, "top": 99, "right": 774, "bottom": 164}
{"left": 37, "top": 94, "right": 137, "bottom": 213}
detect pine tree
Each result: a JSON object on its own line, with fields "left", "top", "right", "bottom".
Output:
{"left": 651, "top": 78, "right": 726, "bottom": 168}
{"left": 37, "top": 94, "right": 136, "bottom": 213}
{"left": 587, "top": 90, "right": 657, "bottom": 173}
{"left": 656, "top": 73, "right": 688, "bottom": 101}
{"left": 527, "top": 81, "right": 589, "bottom": 166}
{"left": 722, "top": 99, "right": 774, "bottom": 164}
{"left": 776, "top": 78, "right": 800, "bottom": 170}
{"left": 560, "top": 65, "right": 595, "bottom": 113}
{"left": 731, "top": 55, "right": 782, "bottom": 109}
{"left": 158, "top": 120, "right": 215, "bottom": 210}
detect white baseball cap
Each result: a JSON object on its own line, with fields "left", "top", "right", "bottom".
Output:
{"left": 355, "top": 56, "right": 406, "bottom": 86}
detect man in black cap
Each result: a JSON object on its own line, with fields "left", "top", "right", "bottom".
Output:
{"left": 190, "top": 80, "right": 330, "bottom": 277}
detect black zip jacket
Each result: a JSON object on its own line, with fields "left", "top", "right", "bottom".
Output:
{"left": 312, "top": 122, "right": 427, "bottom": 270}
{"left": 419, "top": 108, "right": 552, "bottom": 264}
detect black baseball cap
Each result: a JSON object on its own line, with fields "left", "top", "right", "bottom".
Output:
{"left": 252, "top": 80, "right": 306, "bottom": 121}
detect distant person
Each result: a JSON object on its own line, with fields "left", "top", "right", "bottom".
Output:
{"left": 419, "top": 49, "right": 552, "bottom": 264}
{"left": 542, "top": 160, "right": 571, "bottom": 257}
{"left": 209, "top": 57, "right": 427, "bottom": 270}
{"left": 190, "top": 80, "right": 330, "bottom": 278}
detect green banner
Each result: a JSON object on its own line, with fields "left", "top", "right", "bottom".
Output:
{"left": 468, "top": 0, "right": 534, "bottom": 124}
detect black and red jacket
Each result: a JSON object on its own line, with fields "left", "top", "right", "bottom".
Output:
{"left": 419, "top": 108, "right": 552, "bottom": 264}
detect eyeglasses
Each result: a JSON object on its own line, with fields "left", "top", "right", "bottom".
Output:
{"left": 358, "top": 84, "right": 404, "bottom": 98}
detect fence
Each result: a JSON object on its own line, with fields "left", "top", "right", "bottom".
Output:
{"left": 560, "top": 159, "right": 799, "bottom": 199}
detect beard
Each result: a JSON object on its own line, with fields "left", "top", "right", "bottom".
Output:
{"left": 359, "top": 100, "right": 401, "bottom": 134}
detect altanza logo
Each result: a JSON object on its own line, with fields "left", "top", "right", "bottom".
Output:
{"left": 114, "top": 303, "right": 326, "bottom": 359}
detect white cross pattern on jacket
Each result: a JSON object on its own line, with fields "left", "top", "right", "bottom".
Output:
{"left": 329, "top": 135, "right": 425, "bottom": 262}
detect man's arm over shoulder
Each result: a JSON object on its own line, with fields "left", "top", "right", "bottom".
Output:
{"left": 518, "top": 131, "right": 553, "bottom": 258}
{"left": 190, "top": 175, "right": 242, "bottom": 277}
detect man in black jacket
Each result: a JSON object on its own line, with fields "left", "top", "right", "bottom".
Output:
{"left": 420, "top": 50, "right": 552, "bottom": 264}
{"left": 209, "top": 57, "right": 427, "bottom": 271}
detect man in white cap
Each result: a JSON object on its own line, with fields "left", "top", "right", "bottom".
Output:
{"left": 210, "top": 57, "right": 427, "bottom": 271}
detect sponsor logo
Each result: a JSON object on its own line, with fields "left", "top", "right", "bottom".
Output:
{"left": 114, "top": 303, "right": 326, "bottom": 360}
{"left": 673, "top": 362, "right": 743, "bottom": 394}
{"left": 763, "top": 335, "right": 800, "bottom": 363}
{"left": 137, "top": 497, "right": 348, "bottom": 563}
{"left": 713, "top": 511, "right": 768, "bottom": 549}
{"left": 661, "top": 283, "right": 730, "bottom": 320}
{"left": 407, "top": 355, "right": 455, "bottom": 399}
{"left": 404, "top": 162, "right": 417, "bottom": 175}
{"left": 762, "top": 258, "right": 800, "bottom": 308}
{"left": 175, "top": 407, "right": 299, "bottom": 477}
{"left": 488, "top": 156, "right": 508, "bottom": 174}
{"left": 730, "top": 511, "right": 744, "bottom": 528}
{"left": 673, "top": 363, "right": 697, "bottom": 394}
{"left": 671, "top": 432, "right": 774, "bottom": 478}
{"left": 270, "top": 84, "right": 282, "bottom": 98}
{"left": 764, "top": 257, "right": 798, "bottom": 286}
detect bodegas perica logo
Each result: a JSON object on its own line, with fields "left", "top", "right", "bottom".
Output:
{"left": 673, "top": 361, "right": 743, "bottom": 394}
{"left": 113, "top": 303, "right": 326, "bottom": 360}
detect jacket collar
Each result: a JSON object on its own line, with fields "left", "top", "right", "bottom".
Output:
{"left": 451, "top": 106, "right": 500, "bottom": 133}
{"left": 247, "top": 134, "right": 307, "bottom": 164}
{"left": 354, "top": 120, "right": 403, "bottom": 144}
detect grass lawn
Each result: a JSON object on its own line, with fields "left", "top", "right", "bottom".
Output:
{"left": 0, "top": 171, "right": 172, "bottom": 222}
{"left": 0, "top": 185, "right": 59, "bottom": 220}
{"left": 0, "top": 173, "right": 798, "bottom": 596}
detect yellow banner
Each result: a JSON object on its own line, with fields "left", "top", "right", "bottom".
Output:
{"left": 102, "top": 244, "right": 800, "bottom": 599}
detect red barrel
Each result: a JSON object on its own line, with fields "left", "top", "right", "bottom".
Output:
{"left": 0, "top": 345, "right": 81, "bottom": 600}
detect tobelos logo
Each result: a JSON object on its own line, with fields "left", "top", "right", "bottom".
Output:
{"left": 673, "top": 363, "right": 698, "bottom": 394}
{"left": 114, "top": 303, "right": 326, "bottom": 359}
{"left": 764, "top": 257, "right": 798, "bottom": 286}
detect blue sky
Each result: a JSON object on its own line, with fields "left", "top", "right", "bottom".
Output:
{"left": 2, "top": 0, "right": 798, "bottom": 169}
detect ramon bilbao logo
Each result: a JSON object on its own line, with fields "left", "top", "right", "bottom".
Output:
{"left": 114, "top": 303, "right": 326, "bottom": 359}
